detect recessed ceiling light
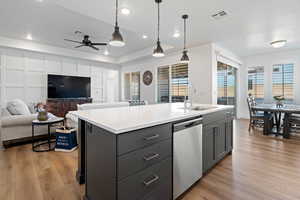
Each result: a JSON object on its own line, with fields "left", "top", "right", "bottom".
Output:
{"left": 104, "top": 49, "right": 110, "bottom": 55}
{"left": 36, "top": 0, "right": 43, "bottom": 2}
{"left": 121, "top": 8, "right": 131, "bottom": 15}
{"left": 26, "top": 34, "right": 33, "bottom": 40}
{"left": 270, "top": 40, "right": 287, "bottom": 48}
{"left": 173, "top": 32, "right": 180, "bottom": 38}
{"left": 142, "top": 35, "right": 148, "bottom": 39}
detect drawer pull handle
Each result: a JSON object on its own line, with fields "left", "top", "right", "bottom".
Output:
{"left": 144, "top": 134, "right": 159, "bottom": 141}
{"left": 143, "top": 153, "right": 160, "bottom": 161}
{"left": 143, "top": 175, "right": 159, "bottom": 186}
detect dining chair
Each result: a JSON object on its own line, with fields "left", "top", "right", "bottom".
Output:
{"left": 286, "top": 114, "right": 300, "bottom": 135}
{"left": 247, "top": 96, "right": 265, "bottom": 131}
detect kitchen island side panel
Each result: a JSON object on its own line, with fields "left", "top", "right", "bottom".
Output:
{"left": 85, "top": 122, "right": 117, "bottom": 200}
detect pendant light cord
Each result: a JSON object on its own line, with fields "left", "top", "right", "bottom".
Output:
{"left": 115, "top": 0, "right": 119, "bottom": 27}
{"left": 184, "top": 18, "right": 186, "bottom": 50}
{"left": 157, "top": 1, "right": 160, "bottom": 42}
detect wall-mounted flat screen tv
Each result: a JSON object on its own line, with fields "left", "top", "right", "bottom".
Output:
{"left": 48, "top": 74, "right": 91, "bottom": 98}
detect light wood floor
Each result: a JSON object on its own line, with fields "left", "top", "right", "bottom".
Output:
{"left": 1, "top": 120, "right": 300, "bottom": 200}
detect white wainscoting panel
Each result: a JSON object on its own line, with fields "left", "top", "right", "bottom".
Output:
{"left": 0, "top": 48, "right": 120, "bottom": 107}
{"left": 6, "top": 69, "right": 25, "bottom": 87}
{"left": 45, "top": 58, "right": 62, "bottom": 73}
{"left": 62, "top": 59, "right": 77, "bottom": 75}
{"left": 78, "top": 64, "right": 91, "bottom": 77}
{"left": 5, "top": 51, "right": 24, "bottom": 70}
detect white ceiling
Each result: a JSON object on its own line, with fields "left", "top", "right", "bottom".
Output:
{"left": 1, "top": 0, "right": 300, "bottom": 59}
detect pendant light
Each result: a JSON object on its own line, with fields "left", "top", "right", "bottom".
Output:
{"left": 180, "top": 14, "right": 190, "bottom": 63}
{"left": 153, "top": 0, "right": 165, "bottom": 57}
{"left": 109, "top": 0, "right": 125, "bottom": 47}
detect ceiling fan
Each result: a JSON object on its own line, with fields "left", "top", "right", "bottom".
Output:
{"left": 64, "top": 34, "right": 107, "bottom": 51}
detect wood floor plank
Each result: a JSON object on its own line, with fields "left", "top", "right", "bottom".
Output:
{"left": 0, "top": 119, "right": 300, "bottom": 200}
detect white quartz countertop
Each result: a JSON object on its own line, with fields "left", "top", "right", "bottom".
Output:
{"left": 71, "top": 103, "right": 234, "bottom": 134}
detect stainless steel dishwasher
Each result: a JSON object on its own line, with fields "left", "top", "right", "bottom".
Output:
{"left": 173, "top": 117, "right": 203, "bottom": 199}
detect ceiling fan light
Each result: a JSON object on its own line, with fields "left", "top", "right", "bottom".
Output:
{"left": 180, "top": 50, "right": 190, "bottom": 63}
{"left": 270, "top": 40, "right": 287, "bottom": 48}
{"left": 109, "top": 26, "right": 125, "bottom": 47}
{"left": 153, "top": 41, "right": 165, "bottom": 57}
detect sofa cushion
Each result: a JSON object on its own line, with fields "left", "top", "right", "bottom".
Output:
{"left": 1, "top": 114, "right": 37, "bottom": 128}
{"left": 7, "top": 99, "right": 31, "bottom": 115}
{"left": 1, "top": 108, "right": 11, "bottom": 117}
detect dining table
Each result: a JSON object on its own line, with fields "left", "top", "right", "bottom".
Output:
{"left": 252, "top": 104, "right": 300, "bottom": 138}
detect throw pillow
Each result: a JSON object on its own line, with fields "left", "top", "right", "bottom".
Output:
{"left": 7, "top": 99, "right": 31, "bottom": 115}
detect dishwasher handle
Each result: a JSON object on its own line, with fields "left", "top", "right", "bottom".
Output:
{"left": 173, "top": 118, "right": 203, "bottom": 132}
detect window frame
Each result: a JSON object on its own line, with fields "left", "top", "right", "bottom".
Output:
{"left": 247, "top": 66, "right": 264, "bottom": 103}
{"left": 272, "top": 63, "right": 294, "bottom": 102}
{"left": 123, "top": 71, "right": 141, "bottom": 101}
{"left": 157, "top": 64, "right": 189, "bottom": 103}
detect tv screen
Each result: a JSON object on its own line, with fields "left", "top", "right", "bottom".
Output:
{"left": 48, "top": 74, "right": 91, "bottom": 98}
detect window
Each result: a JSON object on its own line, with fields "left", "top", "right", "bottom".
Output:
{"left": 124, "top": 72, "right": 140, "bottom": 100}
{"left": 157, "top": 64, "right": 188, "bottom": 103}
{"left": 171, "top": 64, "right": 188, "bottom": 102}
{"left": 157, "top": 66, "right": 170, "bottom": 103}
{"left": 217, "top": 62, "right": 237, "bottom": 106}
{"left": 248, "top": 66, "right": 264, "bottom": 103}
{"left": 272, "top": 64, "right": 294, "bottom": 102}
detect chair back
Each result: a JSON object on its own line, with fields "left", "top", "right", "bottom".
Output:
{"left": 247, "top": 96, "right": 256, "bottom": 118}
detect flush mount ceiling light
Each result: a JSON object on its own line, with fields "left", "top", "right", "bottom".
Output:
{"left": 121, "top": 8, "right": 130, "bottom": 15}
{"left": 26, "top": 33, "right": 33, "bottom": 40}
{"left": 270, "top": 40, "right": 287, "bottom": 48}
{"left": 153, "top": 0, "right": 165, "bottom": 58}
{"left": 109, "top": 0, "right": 125, "bottom": 47}
{"left": 211, "top": 10, "right": 228, "bottom": 20}
{"left": 142, "top": 35, "right": 148, "bottom": 39}
{"left": 180, "top": 14, "right": 190, "bottom": 64}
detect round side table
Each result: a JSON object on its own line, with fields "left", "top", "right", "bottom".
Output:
{"left": 32, "top": 117, "right": 64, "bottom": 152}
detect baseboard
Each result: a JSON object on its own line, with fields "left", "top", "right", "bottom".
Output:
{"left": 3, "top": 134, "right": 54, "bottom": 148}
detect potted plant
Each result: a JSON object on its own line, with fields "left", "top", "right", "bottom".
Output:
{"left": 273, "top": 95, "right": 285, "bottom": 108}
{"left": 35, "top": 102, "right": 49, "bottom": 121}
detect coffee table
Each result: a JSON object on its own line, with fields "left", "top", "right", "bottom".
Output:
{"left": 32, "top": 117, "right": 64, "bottom": 152}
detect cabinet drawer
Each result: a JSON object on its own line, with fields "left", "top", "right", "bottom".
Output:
{"left": 141, "top": 178, "right": 172, "bottom": 200}
{"left": 118, "top": 157, "right": 172, "bottom": 200}
{"left": 118, "top": 139, "right": 172, "bottom": 180}
{"left": 117, "top": 123, "right": 172, "bottom": 155}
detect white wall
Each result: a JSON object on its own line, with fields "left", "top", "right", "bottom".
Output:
{"left": 121, "top": 44, "right": 215, "bottom": 104}
{"left": 239, "top": 49, "right": 300, "bottom": 119}
{"left": 121, "top": 43, "right": 243, "bottom": 115}
{"left": 0, "top": 47, "right": 120, "bottom": 107}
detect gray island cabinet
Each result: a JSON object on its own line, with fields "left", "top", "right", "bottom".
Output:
{"left": 72, "top": 104, "right": 234, "bottom": 200}
{"left": 202, "top": 109, "right": 234, "bottom": 173}
{"left": 84, "top": 121, "right": 173, "bottom": 200}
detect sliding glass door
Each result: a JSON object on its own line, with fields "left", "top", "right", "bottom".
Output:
{"left": 217, "top": 62, "right": 237, "bottom": 113}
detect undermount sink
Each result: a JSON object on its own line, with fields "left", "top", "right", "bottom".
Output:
{"left": 190, "top": 106, "right": 218, "bottom": 111}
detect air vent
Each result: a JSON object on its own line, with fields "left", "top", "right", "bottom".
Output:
{"left": 211, "top": 11, "right": 228, "bottom": 20}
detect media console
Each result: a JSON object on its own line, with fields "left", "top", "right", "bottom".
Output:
{"left": 47, "top": 98, "right": 92, "bottom": 117}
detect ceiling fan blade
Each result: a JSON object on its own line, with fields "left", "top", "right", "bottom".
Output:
{"left": 91, "top": 43, "right": 107, "bottom": 46}
{"left": 64, "top": 39, "right": 83, "bottom": 44}
{"left": 75, "top": 45, "right": 85, "bottom": 48}
{"left": 89, "top": 45, "right": 99, "bottom": 51}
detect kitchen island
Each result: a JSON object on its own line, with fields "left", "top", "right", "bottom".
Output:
{"left": 72, "top": 103, "right": 234, "bottom": 200}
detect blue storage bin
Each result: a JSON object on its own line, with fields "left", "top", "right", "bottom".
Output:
{"left": 55, "top": 127, "right": 78, "bottom": 152}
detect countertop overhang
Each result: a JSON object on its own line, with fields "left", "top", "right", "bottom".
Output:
{"left": 71, "top": 103, "right": 234, "bottom": 134}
